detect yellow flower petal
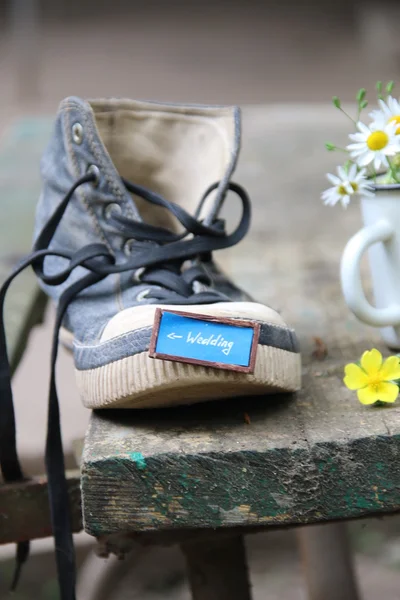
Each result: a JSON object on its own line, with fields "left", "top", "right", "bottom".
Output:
{"left": 360, "top": 349, "right": 382, "bottom": 376}
{"left": 344, "top": 363, "right": 369, "bottom": 390}
{"left": 357, "top": 386, "right": 380, "bottom": 405}
{"left": 380, "top": 356, "right": 400, "bottom": 381}
{"left": 357, "top": 382, "right": 399, "bottom": 405}
{"left": 375, "top": 382, "right": 399, "bottom": 403}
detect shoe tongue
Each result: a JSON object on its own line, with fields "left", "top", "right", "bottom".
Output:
{"left": 88, "top": 98, "right": 241, "bottom": 226}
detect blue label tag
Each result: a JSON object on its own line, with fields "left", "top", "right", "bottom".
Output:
{"left": 149, "top": 310, "right": 259, "bottom": 373}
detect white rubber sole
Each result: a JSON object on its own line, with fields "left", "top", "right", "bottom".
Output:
{"left": 75, "top": 344, "right": 301, "bottom": 409}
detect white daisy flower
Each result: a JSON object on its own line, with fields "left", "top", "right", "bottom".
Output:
{"left": 370, "top": 96, "right": 400, "bottom": 134}
{"left": 322, "top": 165, "right": 374, "bottom": 208}
{"left": 347, "top": 121, "right": 400, "bottom": 170}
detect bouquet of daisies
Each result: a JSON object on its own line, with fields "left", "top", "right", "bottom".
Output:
{"left": 322, "top": 81, "right": 400, "bottom": 208}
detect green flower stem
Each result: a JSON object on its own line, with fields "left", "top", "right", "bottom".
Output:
{"left": 356, "top": 101, "right": 368, "bottom": 122}
{"left": 337, "top": 107, "right": 357, "bottom": 125}
{"left": 387, "top": 158, "right": 400, "bottom": 183}
{"left": 386, "top": 80, "right": 394, "bottom": 96}
{"left": 368, "top": 165, "right": 377, "bottom": 183}
{"left": 376, "top": 81, "right": 384, "bottom": 101}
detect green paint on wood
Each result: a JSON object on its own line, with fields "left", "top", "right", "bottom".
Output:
{"left": 81, "top": 376, "right": 400, "bottom": 537}
{"left": 129, "top": 452, "right": 147, "bottom": 469}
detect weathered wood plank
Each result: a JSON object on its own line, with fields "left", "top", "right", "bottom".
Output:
{"left": 0, "top": 470, "right": 82, "bottom": 544}
{"left": 0, "top": 118, "right": 52, "bottom": 370}
{"left": 82, "top": 372, "right": 400, "bottom": 538}
{"left": 81, "top": 106, "right": 400, "bottom": 538}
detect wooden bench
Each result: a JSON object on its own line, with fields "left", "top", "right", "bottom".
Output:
{"left": 1, "top": 107, "right": 399, "bottom": 600}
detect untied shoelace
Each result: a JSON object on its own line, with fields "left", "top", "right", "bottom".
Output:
{"left": 0, "top": 172, "right": 251, "bottom": 600}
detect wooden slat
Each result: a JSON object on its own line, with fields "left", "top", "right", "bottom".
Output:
{"left": 81, "top": 106, "right": 400, "bottom": 539}
{"left": 82, "top": 369, "right": 400, "bottom": 538}
{"left": 0, "top": 470, "right": 82, "bottom": 544}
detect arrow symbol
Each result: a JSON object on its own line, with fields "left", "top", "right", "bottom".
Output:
{"left": 167, "top": 332, "right": 183, "bottom": 340}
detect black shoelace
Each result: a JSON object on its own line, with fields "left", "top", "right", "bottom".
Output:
{"left": 0, "top": 172, "right": 250, "bottom": 600}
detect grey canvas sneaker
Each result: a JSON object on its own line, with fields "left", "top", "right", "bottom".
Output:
{"left": 34, "top": 97, "right": 301, "bottom": 409}
{"left": 0, "top": 97, "right": 301, "bottom": 599}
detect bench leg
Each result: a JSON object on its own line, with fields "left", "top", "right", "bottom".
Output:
{"left": 297, "top": 523, "right": 360, "bottom": 600}
{"left": 182, "top": 535, "right": 252, "bottom": 600}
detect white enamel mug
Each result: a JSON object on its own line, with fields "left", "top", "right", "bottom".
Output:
{"left": 341, "top": 185, "right": 400, "bottom": 348}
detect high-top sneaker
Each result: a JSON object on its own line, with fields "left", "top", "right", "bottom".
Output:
{"left": 33, "top": 97, "right": 301, "bottom": 408}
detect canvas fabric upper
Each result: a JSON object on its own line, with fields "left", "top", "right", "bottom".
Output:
{"left": 34, "top": 97, "right": 245, "bottom": 346}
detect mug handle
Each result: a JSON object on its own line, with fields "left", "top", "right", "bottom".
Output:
{"left": 340, "top": 219, "right": 400, "bottom": 327}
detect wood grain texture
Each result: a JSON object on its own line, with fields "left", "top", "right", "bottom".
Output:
{"left": 0, "top": 118, "right": 52, "bottom": 370}
{"left": 0, "top": 470, "right": 82, "bottom": 544}
{"left": 77, "top": 106, "right": 399, "bottom": 537}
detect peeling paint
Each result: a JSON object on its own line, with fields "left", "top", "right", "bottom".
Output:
{"left": 129, "top": 452, "right": 146, "bottom": 470}
{"left": 271, "top": 492, "right": 294, "bottom": 508}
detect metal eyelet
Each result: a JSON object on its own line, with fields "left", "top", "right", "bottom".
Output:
{"left": 104, "top": 202, "right": 122, "bottom": 220}
{"left": 136, "top": 288, "right": 150, "bottom": 302}
{"left": 133, "top": 267, "right": 145, "bottom": 282}
{"left": 72, "top": 122, "right": 83, "bottom": 144}
{"left": 87, "top": 164, "right": 101, "bottom": 187}
{"left": 123, "top": 239, "right": 135, "bottom": 256}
